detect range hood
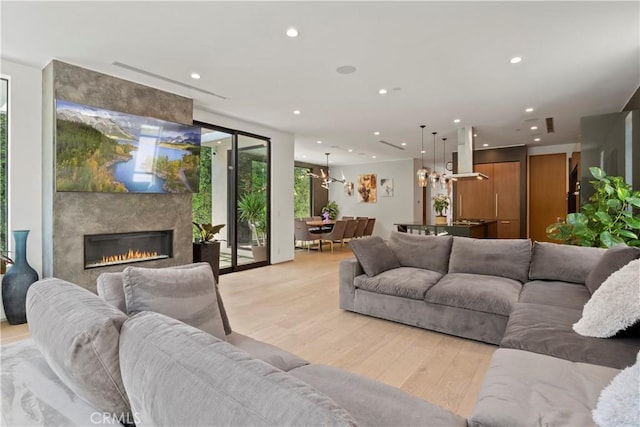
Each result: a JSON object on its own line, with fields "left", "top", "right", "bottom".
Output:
{"left": 449, "top": 126, "right": 489, "bottom": 180}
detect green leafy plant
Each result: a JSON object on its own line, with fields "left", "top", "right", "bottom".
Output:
{"left": 546, "top": 167, "right": 640, "bottom": 247}
{"left": 321, "top": 200, "right": 339, "bottom": 220}
{"left": 193, "top": 222, "right": 225, "bottom": 243}
{"left": 432, "top": 194, "right": 450, "bottom": 216}
{"left": 0, "top": 251, "right": 13, "bottom": 275}
{"left": 238, "top": 192, "right": 267, "bottom": 246}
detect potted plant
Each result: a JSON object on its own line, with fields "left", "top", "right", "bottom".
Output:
{"left": 546, "top": 167, "right": 640, "bottom": 247}
{"left": 192, "top": 222, "right": 225, "bottom": 282}
{"left": 433, "top": 194, "right": 450, "bottom": 225}
{"left": 238, "top": 192, "right": 268, "bottom": 262}
{"left": 321, "top": 200, "right": 339, "bottom": 220}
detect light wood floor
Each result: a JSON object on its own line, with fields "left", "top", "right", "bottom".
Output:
{"left": 0, "top": 245, "right": 495, "bottom": 417}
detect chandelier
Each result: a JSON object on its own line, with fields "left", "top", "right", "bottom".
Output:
{"left": 308, "top": 153, "right": 345, "bottom": 190}
{"left": 416, "top": 125, "right": 429, "bottom": 187}
{"left": 440, "top": 137, "right": 451, "bottom": 189}
{"left": 430, "top": 132, "right": 440, "bottom": 188}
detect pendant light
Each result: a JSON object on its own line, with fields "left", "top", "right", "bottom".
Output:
{"left": 430, "top": 132, "right": 440, "bottom": 188}
{"left": 440, "top": 137, "right": 450, "bottom": 189}
{"left": 416, "top": 125, "right": 429, "bottom": 187}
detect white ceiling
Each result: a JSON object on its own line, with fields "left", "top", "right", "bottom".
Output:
{"left": 1, "top": 1, "right": 638, "bottom": 166}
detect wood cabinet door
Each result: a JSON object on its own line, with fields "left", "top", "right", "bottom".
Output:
{"left": 456, "top": 163, "right": 493, "bottom": 220}
{"left": 493, "top": 162, "right": 521, "bottom": 220}
{"left": 497, "top": 220, "right": 520, "bottom": 239}
{"left": 529, "top": 153, "right": 567, "bottom": 243}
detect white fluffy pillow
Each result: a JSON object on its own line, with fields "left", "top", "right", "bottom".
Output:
{"left": 573, "top": 259, "right": 640, "bottom": 338}
{"left": 592, "top": 351, "right": 639, "bottom": 427}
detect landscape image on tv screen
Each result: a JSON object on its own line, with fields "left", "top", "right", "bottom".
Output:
{"left": 55, "top": 99, "right": 201, "bottom": 193}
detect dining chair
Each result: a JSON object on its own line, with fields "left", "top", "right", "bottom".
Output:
{"left": 363, "top": 218, "right": 376, "bottom": 237}
{"left": 353, "top": 218, "right": 368, "bottom": 239}
{"left": 319, "top": 220, "right": 348, "bottom": 253}
{"left": 341, "top": 219, "right": 358, "bottom": 245}
{"left": 294, "top": 219, "right": 320, "bottom": 252}
{"left": 341, "top": 216, "right": 354, "bottom": 220}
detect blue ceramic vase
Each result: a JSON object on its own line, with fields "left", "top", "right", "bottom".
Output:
{"left": 2, "top": 230, "right": 39, "bottom": 325}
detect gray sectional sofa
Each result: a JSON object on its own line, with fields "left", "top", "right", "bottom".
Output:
{"left": 339, "top": 232, "right": 640, "bottom": 426}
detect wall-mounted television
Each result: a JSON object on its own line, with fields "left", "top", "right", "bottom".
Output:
{"left": 55, "top": 99, "right": 201, "bottom": 193}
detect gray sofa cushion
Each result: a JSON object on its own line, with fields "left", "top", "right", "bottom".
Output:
{"left": 424, "top": 273, "right": 521, "bottom": 316}
{"left": 1, "top": 339, "right": 119, "bottom": 427}
{"left": 585, "top": 243, "right": 640, "bottom": 294}
{"left": 97, "top": 262, "right": 232, "bottom": 335}
{"left": 25, "top": 278, "right": 132, "bottom": 419}
{"left": 354, "top": 267, "right": 442, "bottom": 300}
{"left": 290, "top": 364, "right": 466, "bottom": 427}
{"left": 226, "top": 332, "right": 309, "bottom": 372}
{"left": 387, "top": 231, "right": 453, "bottom": 274}
{"left": 501, "top": 302, "right": 640, "bottom": 369}
{"left": 469, "top": 348, "right": 619, "bottom": 427}
{"left": 448, "top": 237, "right": 532, "bottom": 283}
{"left": 96, "top": 272, "right": 127, "bottom": 313}
{"left": 119, "top": 312, "right": 356, "bottom": 426}
{"left": 518, "top": 280, "right": 591, "bottom": 310}
{"left": 123, "top": 263, "right": 226, "bottom": 339}
{"left": 529, "top": 241, "right": 605, "bottom": 284}
{"left": 348, "top": 236, "right": 400, "bottom": 277}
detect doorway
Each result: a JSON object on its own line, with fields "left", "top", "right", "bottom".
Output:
{"left": 196, "top": 123, "right": 270, "bottom": 274}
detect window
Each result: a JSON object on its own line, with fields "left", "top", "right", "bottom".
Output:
{"left": 0, "top": 78, "right": 8, "bottom": 262}
{"left": 294, "top": 166, "right": 312, "bottom": 218}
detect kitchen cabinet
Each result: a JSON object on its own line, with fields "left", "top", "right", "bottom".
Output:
{"left": 455, "top": 161, "right": 521, "bottom": 238}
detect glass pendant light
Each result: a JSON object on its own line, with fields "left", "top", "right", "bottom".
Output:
{"left": 430, "top": 132, "right": 440, "bottom": 188}
{"left": 440, "top": 137, "right": 450, "bottom": 190}
{"left": 416, "top": 125, "right": 428, "bottom": 187}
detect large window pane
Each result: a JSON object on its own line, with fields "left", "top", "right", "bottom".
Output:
{"left": 294, "top": 167, "right": 312, "bottom": 218}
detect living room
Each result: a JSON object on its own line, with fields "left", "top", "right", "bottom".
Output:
{"left": 1, "top": 1, "right": 639, "bottom": 426}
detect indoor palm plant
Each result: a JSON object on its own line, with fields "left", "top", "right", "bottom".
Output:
{"left": 432, "top": 194, "right": 450, "bottom": 225}
{"left": 238, "top": 192, "right": 267, "bottom": 261}
{"left": 546, "top": 167, "right": 640, "bottom": 247}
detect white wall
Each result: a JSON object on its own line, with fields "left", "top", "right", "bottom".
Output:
{"left": 0, "top": 59, "right": 43, "bottom": 320}
{"left": 328, "top": 158, "right": 418, "bottom": 238}
{"left": 194, "top": 109, "right": 295, "bottom": 264}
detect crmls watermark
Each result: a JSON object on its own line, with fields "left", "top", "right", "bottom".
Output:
{"left": 90, "top": 412, "right": 141, "bottom": 425}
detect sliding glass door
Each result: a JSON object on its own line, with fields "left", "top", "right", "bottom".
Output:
{"left": 196, "top": 122, "right": 270, "bottom": 274}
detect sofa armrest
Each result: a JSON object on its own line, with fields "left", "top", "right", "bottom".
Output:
{"left": 339, "top": 257, "right": 363, "bottom": 311}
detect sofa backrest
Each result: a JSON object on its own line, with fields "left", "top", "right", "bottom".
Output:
{"left": 387, "top": 231, "right": 453, "bottom": 274}
{"left": 96, "top": 262, "right": 232, "bottom": 335}
{"left": 119, "top": 311, "right": 357, "bottom": 426}
{"left": 529, "top": 241, "right": 605, "bottom": 284}
{"left": 26, "top": 278, "right": 132, "bottom": 419}
{"left": 448, "top": 237, "right": 532, "bottom": 283}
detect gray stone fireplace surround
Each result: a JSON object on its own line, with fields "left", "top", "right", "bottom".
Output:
{"left": 42, "top": 61, "right": 193, "bottom": 290}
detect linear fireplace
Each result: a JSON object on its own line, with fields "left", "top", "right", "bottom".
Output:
{"left": 84, "top": 230, "right": 173, "bottom": 269}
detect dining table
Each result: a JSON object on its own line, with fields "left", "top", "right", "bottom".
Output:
{"left": 304, "top": 220, "right": 335, "bottom": 251}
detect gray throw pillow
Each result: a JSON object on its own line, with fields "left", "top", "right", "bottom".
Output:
{"left": 349, "top": 236, "right": 400, "bottom": 277}
{"left": 387, "top": 231, "right": 453, "bottom": 274}
{"left": 26, "top": 278, "right": 132, "bottom": 419}
{"left": 529, "top": 241, "right": 605, "bottom": 284}
{"left": 123, "top": 263, "right": 226, "bottom": 340}
{"left": 585, "top": 244, "right": 640, "bottom": 294}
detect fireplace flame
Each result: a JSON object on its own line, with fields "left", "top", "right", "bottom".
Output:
{"left": 101, "top": 249, "right": 159, "bottom": 265}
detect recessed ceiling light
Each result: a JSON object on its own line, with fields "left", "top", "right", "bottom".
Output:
{"left": 190, "top": 72, "right": 201, "bottom": 79}
{"left": 372, "top": 156, "right": 377, "bottom": 159}
{"left": 336, "top": 65, "right": 357, "bottom": 75}
{"left": 401, "top": 142, "right": 407, "bottom": 146}
{"left": 525, "top": 107, "right": 534, "bottom": 113}
{"left": 530, "top": 126, "right": 538, "bottom": 130}
{"left": 421, "top": 150, "right": 426, "bottom": 154}
{"left": 286, "top": 28, "right": 299, "bottom": 38}
{"left": 534, "top": 138, "right": 541, "bottom": 142}
{"left": 473, "top": 134, "right": 478, "bottom": 137}
{"left": 453, "top": 119, "right": 461, "bottom": 123}
{"left": 217, "top": 141, "right": 222, "bottom": 144}
{"left": 483, "top": 143, "right": 489, "bottom": 147}
{"left": 316, "top": 140, "right": 322, "bottom": 144}
{"left": 373, "top": 131, "right": 380, "bottom": 135}
{"left": 293, "top": 110, "right": 301, "bottom": 115}
{"left": 348, "top": 149, "right": 353, "bottom": 152}
{"left": 510, "top": 56, "right": 523, "bottom": 64}
{"left": 378, "top": 89, "right": 387, "bottom": 95}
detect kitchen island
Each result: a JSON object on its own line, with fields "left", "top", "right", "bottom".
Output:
{"left": 394, "top": 220, "right": 497, "bottom": 238}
